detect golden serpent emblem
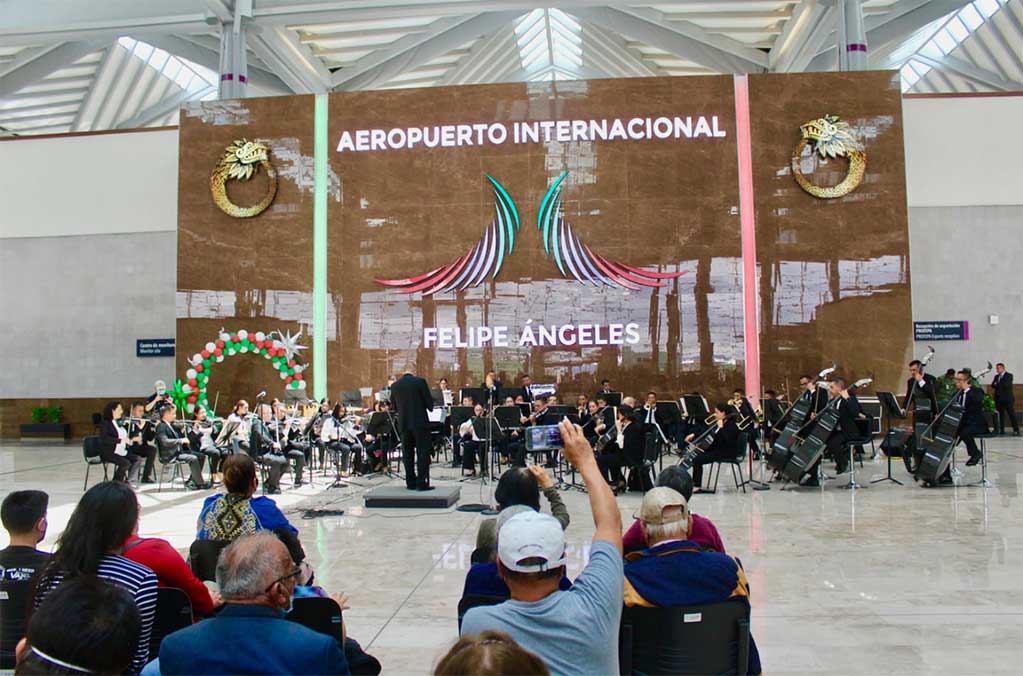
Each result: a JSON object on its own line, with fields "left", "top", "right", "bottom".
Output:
{"left": 210, "top": 139, "right": 277, "bottom": 218}
{"left": 791, "top": 115, "right": 866, "bottom": 199}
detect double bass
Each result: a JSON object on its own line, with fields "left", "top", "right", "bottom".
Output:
{"left": 915, "top": 361, "right": 992, "bottom": 484}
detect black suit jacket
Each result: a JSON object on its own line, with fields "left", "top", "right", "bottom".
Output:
{"left": 390, "top": 373, "right": 433, "bottom": 432}
{"left": 904, "top": 373, "right": 938, "bottom": 413}
{"left": 480, "top": 381, "right": 502, "bottom": 408}
{"left": 833, "top": 396, "right": 863, "bottom": 440}
{"left": 957, "top": 387, "right": 988, "bottom": 434}
{"left": 621, "top": 421, "right": 646, "bottom": 465}
{"left": 248, "top": 419, "right": 276, "bottom": 458}
{"left": 99, "top": 420, "right": 122, "bottom": 453}
{"left": 155, "top": 421, "right": 187, "bottom": 459}
{"left": 706, "top": 419, "right": 741, "bottom": 458}
{"left": 992, "top": 372, "right": 1015, "bottom": 403}
{"left": 800, "top": 387, "right": 828, "bottom": 414}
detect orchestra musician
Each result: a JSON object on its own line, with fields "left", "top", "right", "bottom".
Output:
{"left": 451, "top": 395, "right": 475, "bottom": 467}
{"left": 480, "top": 370, "right": 502, "bottom": 409}
{"left": 154, "top": 405, "right": 209, "bottom": 490}
{"left": 271, "top": 401, "right": 312, "bottom": 478}
{"left": 305, "top": 398, "right": 332, "bottom": 468}
{"left": 125, "top": 401, "right": 157, "bottom": 484}
{"left": 188, "top": 404, "right": 229, "bottom": 483}
{"left": 99, "top": 401, "right": 138, "bottom": 484}
{"left": 804, "top": 379, "right": 863, "bottom": 484}
{"left": 597, "top": 379, "right": 613, "bottom": 395}
{"left": 686, "top": 402, "right": 739, "bottom": 491}
{"left": 522, "top": 395, "right": 555, "bottom": 467}
{"left": 732, "top": 389, "right": 760, "bottom": 458}
{"left": 641, "top": 392, "right": 661, "bottom": 430}
{"left": 798, "top": 375, "right": 829, "bottom": 416}
{"left": 216, "top": 400, "right": 251, "bottom": 455}
{"left": 321, "top": 404, "right": 357, "bottom": 477}
{"left": 955, "top": 370, "right": 988, "bottom": 467}
{"left": 249, "top": 404, "right": 293, "bottom": 493}
{"left": 577, "top": 395, "right": 591, "bottom": 425}
{"left": 520, "top": 374, "right": 534, "bottom": 403}
{"left": 903, "top": 359, "right": 938, "bottom": 418}
{"left": 458, "top": 404, "right": 489, "bottom": 478}
{"left": 761, "top": 390, "right": 786, "bottom": 441}
{"left": 582, "top": 400, "right": 601, "bottom": 447}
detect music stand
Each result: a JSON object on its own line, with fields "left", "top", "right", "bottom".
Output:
{"left": 340, "top": 390, "right": 362, "bottom": 408}
{"left": 430, "top": 388, "right": 445, "bottom": 407}
{"left": 494, "top": 405, "right": 523, "bottom": 431}
{"left": 457, "top": 416, "right": 501, "bottom": 514}
{"left": 517, "top": 403, "right": 532, "bottom": 419}
{"left": 681, "top": 394, "right": 710, "bottom": 421}
{"left": 871, "top": 392, "right": 905, "bottom": 485}
{"left": 546, "top": 405, "right": 577, "bottom": 421}
{"left": 366, "top": 412, "right": 401, "bottom": 479}
{"left": 459, "top": 387, "right": 484, "bottom": 407}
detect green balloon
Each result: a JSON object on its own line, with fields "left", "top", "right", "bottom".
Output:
{"left": 260, "top": 348, "right": 267, "bottom": 355}
{"left": 287, "top": 368, "right": 295, "bottom": 375}
{"left": 202, "top": 359, "right": 211, "bottom": 367}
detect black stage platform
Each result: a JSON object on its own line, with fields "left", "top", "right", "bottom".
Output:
{"left": 363, "top": 483, "right": 461, "bottom": 509}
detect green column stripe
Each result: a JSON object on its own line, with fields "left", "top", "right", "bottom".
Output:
{"left": 313, "top": 94, "right": 328, "bottom": 401}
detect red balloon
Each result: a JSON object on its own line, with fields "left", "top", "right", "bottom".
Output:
{"left": 275, "top": 349, "right": 284, "bottom": 358}
{"left": 215, "top": 340, "right": 224, "bottom": 349}
{"left": 294, "top": 372, "right": 303, "bottom": 381}
{"left": 231, "top": 334, "right": 240, "bottom": 343}
{"left": 254, "top": 340, "right": 262, "bottom": 349}
{"left": 187, "top": 394, "right": 198, "bottom": 403}
{"left": 285, "top": 376, "right": 293, "bottom": 385}
{"left": 214, "top": 348, "right": 223, "bottom": 357}
{"left": 287, "top": 360, "right": 295, "bottom": 368}
{"left": 195, "top": 364, "right": 204, "bottom": 373}
{"left": 201, "top": 350, "right": 210, "bottom": 359}
{"left": 188, "top": 378, "right": 197, "bottom": 388}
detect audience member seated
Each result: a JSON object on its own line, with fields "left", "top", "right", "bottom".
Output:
{"left": 462, "top": 506, "right": 571, "bottom": 600}
{"left": 622, "top": 466, "right": 724, "bottom": 554}
{"left": 33, "top": 482, "right": 157, "bottom": 674}
{"left": 461, "top": 420, "right": 623, "bottom": 676}
{"left": 14, "top": 576, "right": 141, "bottom": 676}
{"left": 121, "top": 526, "right": 221, "bottom": 620}
{"left": 475, "top": 466, "right": 569, "bottom": 562}
{"left": 435, "top": 630, "right": 549, "bottom": 676}
{"left": 1, "top": 490, "right": 50, "bottom": 669}
{"left": 623, "top": 487, "right": 762, "bottom": 675}
{"left": 158, "top": 532, "right": 350, "bottom": 675}
{"left": 196, "top": 453, "right": 306, "bottom": 563}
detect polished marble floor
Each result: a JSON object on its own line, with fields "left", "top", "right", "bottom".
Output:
{"left": 2, "top": 438, "right": 1022, "bottom": 675}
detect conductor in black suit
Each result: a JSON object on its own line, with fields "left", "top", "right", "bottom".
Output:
{"left": 390, "top": 368, "right": 435, "bottom": 490}
{"left": 991, "top": 363, "right": 1018, "bottom": 435}
{"left": 955, "top": 371, "right": 988, "bottom": 465}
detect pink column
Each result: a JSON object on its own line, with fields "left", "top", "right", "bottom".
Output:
{"left": 733, "top": 75, "right": 761, "bottom": 406}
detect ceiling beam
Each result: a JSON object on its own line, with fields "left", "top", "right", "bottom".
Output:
{"left": 581, "top": 22, "right": 659, "bottom": 78}
{"left": 116, "top": 84, "right": 214, "bottom": 128}
{"left": 138, "top": 33, "right": 290, "bottom": 93}
{"left": 250, "top": 24, "right": 331, "bottom": 93}
{"left": 0, "top": 41, "right": 102, "bottom": 98}
{"left": 769, "top": 0, "right": 821, "bottom": 70}
{"left": 571, "top": 6, "right": 765, "bottom": 74}
{"left": 332, "top": 11, "right": 524, "bottom": 91}
{"left": 913, "top": 52, "right": 1021, "bottom": 91}
{"left": 69, "top": 45, "right": 116, "bottom": 132}
{"left": 438, "top": 25, "right": 517, "bottom": 85}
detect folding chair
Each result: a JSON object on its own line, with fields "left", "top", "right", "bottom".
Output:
{"left": 149, "top": 587, "right": 193, "bottom": 657}
{"left": 287, "top": 596, "right": 344, "bottom": 644}
{"left": 82, "top": 436, "right": 109, "bottom": 491}
{"left": 188, "top": 539, "right": 231, "bottom": 582}
{"left": 710, "top": 432, "right": 748, "bottom": 494}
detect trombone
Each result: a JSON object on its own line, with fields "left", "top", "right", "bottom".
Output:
{"left": 705, "top": 399, "right": 755, "bottom": 431}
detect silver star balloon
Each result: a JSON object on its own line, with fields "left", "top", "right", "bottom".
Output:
{"left": 275, "top": 328, "right": 307, "bottom": 361}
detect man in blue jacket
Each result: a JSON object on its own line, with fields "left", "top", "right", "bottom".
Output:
{"left": 159, "top": 531, "right": 349, "bottom": 675}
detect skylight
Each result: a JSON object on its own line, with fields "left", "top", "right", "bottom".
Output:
{"left": 118, "top": 37, "right": 218, "bottom": 99}
{"left": 899, "top": 0, "right": 1006, "bottom": 91}
{"left": 514, "top": 9, "right": 583, "bottom": 81}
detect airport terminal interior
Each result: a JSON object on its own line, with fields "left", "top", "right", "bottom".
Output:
{"left": 1, "top": 1, "right": 1022, "bottom": 675}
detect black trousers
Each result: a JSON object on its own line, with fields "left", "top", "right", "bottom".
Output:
{"left": 959, "top": 432, "right": 981, "bottom": 460}
{"left": 461, "top": 439, "right": 489, "bottom": 474}
{"left": 100, "top": 448, "right": 136, "bottom": 482}
{"left": 127, "top": 443, "right": 156, "bottom": 482}
{"left": 258, "top": 453, "right": 287, "bottom": 490}
{"left": 995, "top": 400, "right": 1018, "bottom": 434}
{"left": 402, "top": 427, "right": 432, "bottom": 489}
{"left": 596, "top": 451, "right": 624, "bottom": 485}
{"left": 690, "top": 448, "right": 738, "bottom": 486}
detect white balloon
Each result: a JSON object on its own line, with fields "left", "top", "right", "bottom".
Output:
{"left": 205, "top": 342, "right": 216, "bottom": 352}
{"left": 192, "top": 353, "right": 202, "bottom": 364}
{"left": 280, "top": 371, "right": 288, "bottom": 380}
{"left": 219, "top": 332, "right": 230, "bottom": 341}
{"left": 238, "top": 329, "right": 248, "bottom": 340}
{"left": 186, "top": 368, "right": 197, "bottom": 379}
{"left": 182, "top": 384, "right": 192, "bottom": 393}
{"left": 216, "top": 355, "right": 224, "bottom": 362}
{"left": 255, "top": 331, "right": 266, "bottom": 342}
{"left": 186, "top": 403, "right": 195, "bottom": 413}
{"left": 296, "top": 380, "right": 307, "bottom": 388}
{"left": 240, "top": 345, "right": 248, "bottom": 353}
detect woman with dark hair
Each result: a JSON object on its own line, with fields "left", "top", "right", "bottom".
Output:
{"left": 33, "top": 482, "right": 156, "bottom": 674}
{"left": 435, "top": 631, "right": 549, "bottom": 676}
{"left": 474, "top": 467, "right": 569, "bottom": 562}
{"left": 685, "top": 401, "right": 740, "bottom": 490}
{"left": 99, "top": 401, "right": 138, "bottom": 483}
{"left": 16, "top": 576, "right": 141, "bottom": 676}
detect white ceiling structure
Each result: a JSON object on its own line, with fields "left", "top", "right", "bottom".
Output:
{"left": 0, "top": 0, "right": 1020, "bottom": 136}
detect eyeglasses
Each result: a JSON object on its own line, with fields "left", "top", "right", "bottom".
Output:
{"left": 264, "top": 566, "right": 302, "bottom": 594}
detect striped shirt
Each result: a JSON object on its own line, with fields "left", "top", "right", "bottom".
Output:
{"left": 35, "top": 555, "right": 158, "bottom": 674}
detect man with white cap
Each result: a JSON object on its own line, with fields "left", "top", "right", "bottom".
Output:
{"left": 460, "top": 419, "right": 623, "bottom": 676}
{"left": 623, "top": 486, "right": 762, "bottom": 675}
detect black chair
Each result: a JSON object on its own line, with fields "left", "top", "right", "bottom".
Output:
{"left": 91, "top": 412, "right": 102, "bottom": 435}
{"left": 469, "top": 547, "right": 490, "bottom": 565}
{"left": 188, "top": 539, "right": 231, "bottom": 582}
{"left": 619, "top": 598, "right": 751, "bottom": 676}
{"left": 82, "top": 435, "right": 108, "bottom": 491}
{"left": 456, "top": 594, "right": 505, "bottom": 631}
{"left": 709, "top": 432, "right": 748, "bottom": 494}
{"left": 149, "top": 587, "right": 193, "bottom": 658}
{"left": 0, "top": 580, "right": 33, "bottom": 669}
{"left": 156, "top": 452, "right": 188, "bottom": 492}
{"left": 287, "top": 596, "right": 344, "bottom": 644}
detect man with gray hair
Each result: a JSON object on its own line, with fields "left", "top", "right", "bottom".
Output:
{"left": 623, "top": 487, "right": 762, "bottom": 674}
{"left": 158, "top": 532, "right": 350, "bottom": 675}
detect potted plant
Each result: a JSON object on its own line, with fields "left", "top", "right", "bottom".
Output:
{"left": 982, "top": 394, "right": 999, "bottom": 432}
{"left": 21, "top": 405, "right": 71, "bottom": 439}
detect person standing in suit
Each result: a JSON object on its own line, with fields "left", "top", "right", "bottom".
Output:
{"left": 520, "top": 375, "right": 534, "bottom": 404}
{"left": 956, "top": 371, "right": 988, "bottom": 465}
{"left": 991, "top": 363, "right": 1018, "bottom": 435}
{"left": 390, "top": 368, "right": 435, "bottom": 490}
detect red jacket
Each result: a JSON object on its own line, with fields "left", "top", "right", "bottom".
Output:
{"left": 121, "top": 536, "right": 215, "bottom": 619}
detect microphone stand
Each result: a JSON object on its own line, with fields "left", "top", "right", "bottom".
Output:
{"left": 457, "top": 399, "right": 498, "bottom": 515}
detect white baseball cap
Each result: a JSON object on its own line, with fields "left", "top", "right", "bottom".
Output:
{"left": 497, "top": 511, "right": 566, "bottom": 573}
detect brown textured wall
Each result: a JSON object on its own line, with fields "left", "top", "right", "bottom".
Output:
{"left": 176, "top": 96, "right": 316, "bottom": 410}
{"left": 327, "top": 77, "right": 744, "bottom": 401}
{"left": 748, "top": 70, "right": 911, "bottom": 397}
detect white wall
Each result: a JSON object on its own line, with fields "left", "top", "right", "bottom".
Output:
{"left": 903, "top": 96, "right": 1023, "bottom": 208}
{"left": 0, "top": 129, "right": 178, "bottom": 239}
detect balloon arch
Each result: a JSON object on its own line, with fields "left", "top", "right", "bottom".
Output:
{"left": 171, "top": 328, "right": 307, "bottom": 414}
